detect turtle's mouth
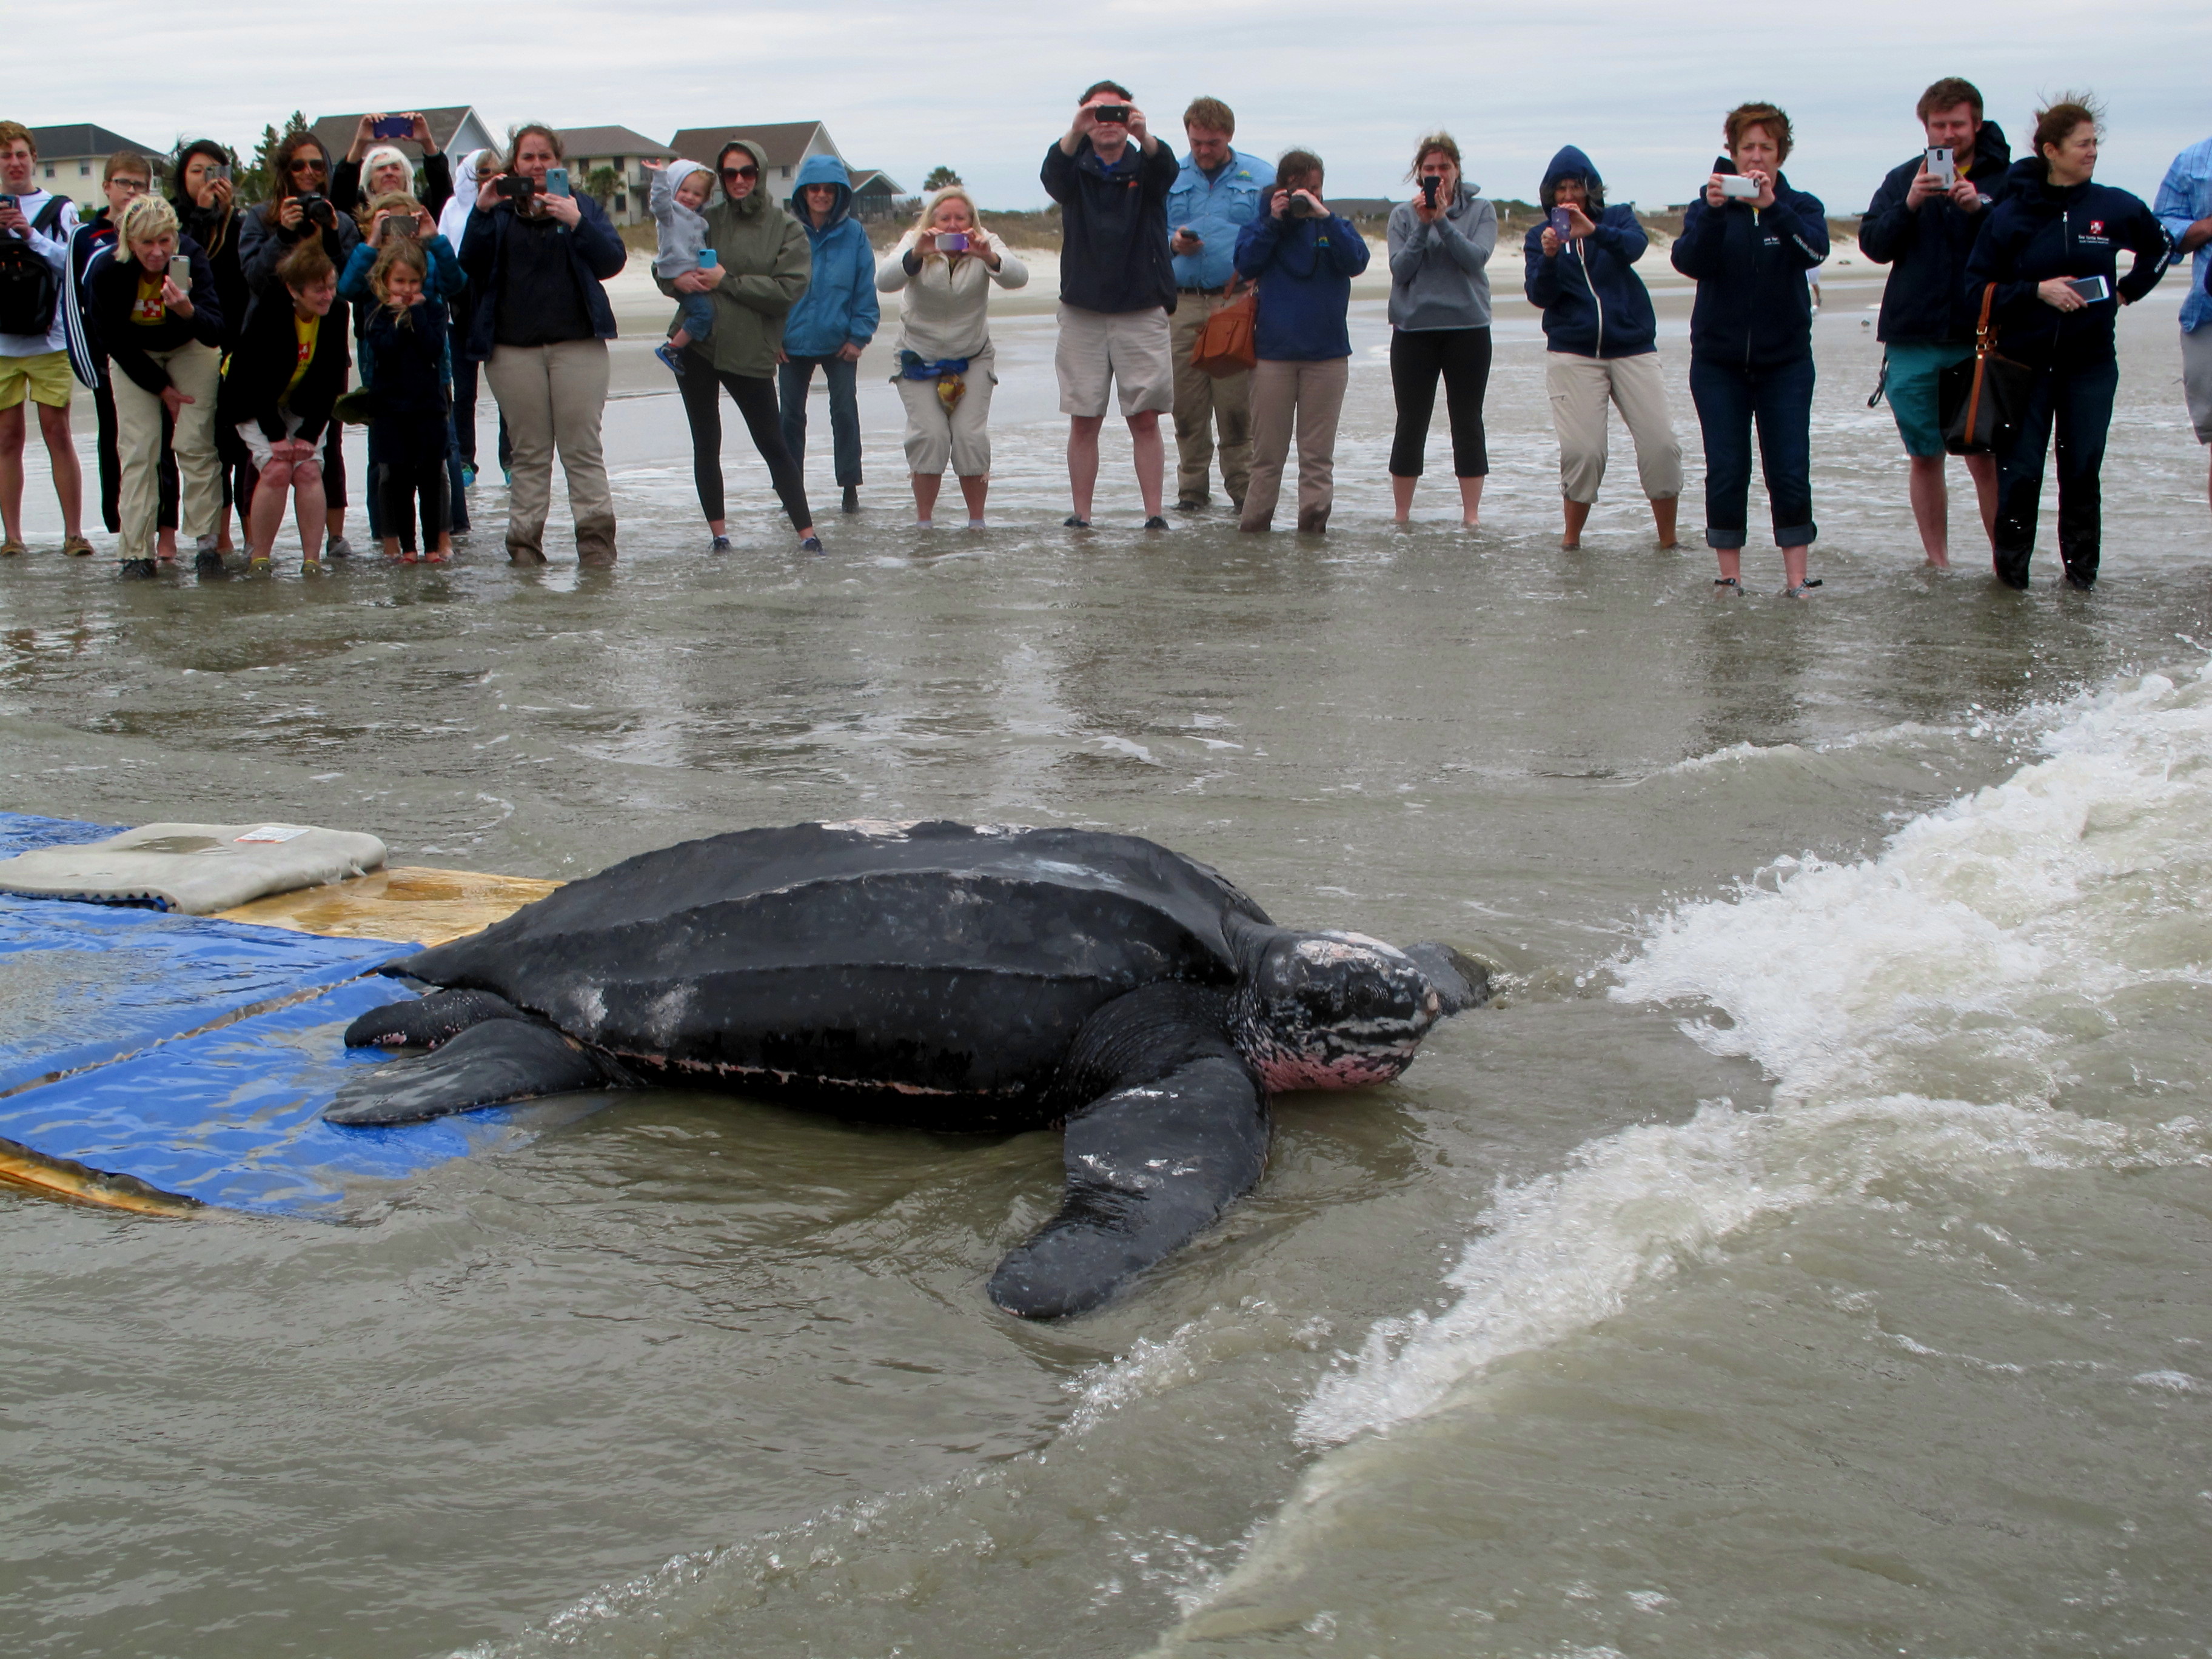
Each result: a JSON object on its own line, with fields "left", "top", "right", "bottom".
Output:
{"left": 1248, "top": 1041, "right": 1419, "bottom": 1094}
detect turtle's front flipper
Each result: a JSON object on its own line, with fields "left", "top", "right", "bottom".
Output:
{"left": 327, "top": 1019, "right": 625, "bottom": 1127}
{"left": 344, "top": 987, "right": 529, "bottom": 1050}
{"left": 989, "top": 1047, "right": 1267, "bottom": 1320}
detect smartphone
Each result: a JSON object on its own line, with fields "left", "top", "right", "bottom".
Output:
{"left": 371, "top": 115, "right": 412, "bottom": 141}
{"left": 1091, "top": 104, "right": 1133, "bottom": 126}
{"left": 1549, "top": 206, "right": 1573, "bottom": 238}
{"left": 168, "top": 254, "right": 192, "bottom": 287}
{"left": 697, "top": 249, "right": 718, "bottom": 269}
{"left": 209, "top": 163, "right": 231, "bottom": 184}
{"left": 936, "top": 230, "right": 970, "bottom": 252}
{"left": 543, "top": 167, "right": 571, "bottom": 198}
{"left": 1719, "top": 173, "right": 1760, "bottom": 200}
{"left": 2066, "top": 275, "right": 2113, "bottom": 303}
{"left": 1421, "top": 175, "right": 1440, "bottom": 208}
{"left": 1926, "top": 146, "right": 1956, "bottom": 187}
{"left": 0, "top": 194, "right": 16, "bottom": 213}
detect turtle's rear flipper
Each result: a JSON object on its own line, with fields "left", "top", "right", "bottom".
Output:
{"left": 988, "top": 1051, "right": 1267, "bottom": 1319}
{"left": 327, "top": 1019, "right": 622, "bottom": 1126}
{"left": 344, "top": 988, "right": 529, "bottom": 1050}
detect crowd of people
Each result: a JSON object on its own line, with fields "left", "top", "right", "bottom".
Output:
{"left": 1, "top": 79, "right": 2207, "bottom": 592}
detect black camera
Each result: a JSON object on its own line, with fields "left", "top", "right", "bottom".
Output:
{"left": 292, "top": 191, "right": 335, "bottom": 229}
{"left": 494, "top": 173, "right": 537, "bottom": 202}
{"left": 1289, "top": 193, "right": 1324, "bottom": 218}
{"left": 1091, "top": 104, "right": 1133, "bottom": 126}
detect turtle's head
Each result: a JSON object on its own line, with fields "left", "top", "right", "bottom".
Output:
{"left": 1232, "top": 931, "right": 1489, "bottom": 1093}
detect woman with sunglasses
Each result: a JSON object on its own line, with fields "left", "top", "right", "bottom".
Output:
{"left": 240, "top": 129, "right": 363, "bottom": 557}
{"left": 458, "top": 122, "right": 628, "bottom": 565}
{"left": 659, "top": 138, "right": 820, "bottom": 552}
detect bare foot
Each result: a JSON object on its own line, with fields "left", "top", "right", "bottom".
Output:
{"left": 1924, "top": 555, "right": 1951, "bottom": 569}
{"left": 1560, "top": 537, "right": 1580, "bottom": 551}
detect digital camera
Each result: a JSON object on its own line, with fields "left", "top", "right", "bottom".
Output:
{"left": 1091, "top": 104, "right": 1133, "bottom": 126}
{"left": 1718, "top": 174, "right": 1760, "bottom": 200}
{"left": 292, "top": 191, "right": 336, "bottom": 228}
{"left": 494, "top": 174, "right": 538, "bottom": 202}
{"left": 1288, "top": 194, "right": 1324, "bottom": 218}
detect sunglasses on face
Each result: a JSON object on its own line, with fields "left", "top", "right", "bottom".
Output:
{"left": 720, "top": 166, "right": 760, "bottom": 181}
{"left": 290, "top": 159, "right": 327, "bottom": 173}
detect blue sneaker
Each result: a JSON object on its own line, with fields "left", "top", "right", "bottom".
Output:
{"left": 460, "top": 463, "right": 477, "bottom": 488}
{"left": 710, "top": 535, "right": 732, "bottom": 553}
{"left": 655, "top": 343, "right": 686, "bottom": 378}
{"left": 800, "top": 535, "right": 823, "bottom": 553}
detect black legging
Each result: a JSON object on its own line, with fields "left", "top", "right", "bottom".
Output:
{"left": 374, "top": 457, "right": 452, "bottom": 552}
{"left": 1387, "top": 326, "right": 1492, "bottom": 477}
{"left": 677, "top": 364, "right": 813, "bottom": 532}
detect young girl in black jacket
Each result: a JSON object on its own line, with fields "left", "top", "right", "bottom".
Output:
{"left": 359, "top": 240, "right": 455, "bottom": 561}
{"left": 217, "top": 240, "right": 347, "bottom": 570}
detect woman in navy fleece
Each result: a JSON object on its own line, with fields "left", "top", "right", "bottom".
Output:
{"left": 1671, "top": 102, "right": 1829, "bottom": 597}
{"left": 1233, "top": 149, "right": 1369, "bottom": 533}
{"left": 1964, "top": 93, "right": 2171, "bottom": 591}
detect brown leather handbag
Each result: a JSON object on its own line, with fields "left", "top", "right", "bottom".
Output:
{"left": 1939, "top": 283, "right": 2034, "bottom": 457}
{"left": 1188, "top": 275, "right": 1257, "bottom": 378}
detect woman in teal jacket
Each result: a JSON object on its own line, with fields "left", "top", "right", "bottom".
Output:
{"left": 779, "top": 156, "right": 879, "bottom": 514}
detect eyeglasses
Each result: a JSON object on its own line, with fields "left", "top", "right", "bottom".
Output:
{"left": 720, "top": 166, "right": 760, "bottom": 181}
{"left": 112, "top": 178, "right": 150, "bottom": 193}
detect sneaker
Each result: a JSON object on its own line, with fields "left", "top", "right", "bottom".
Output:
{"left": 842, "top": 484, "right": 859, "bottom": 514}
{"left": 62, "top": 534, "right": 95, "bottom": 557}
{"left": 655, "top": 343, "right": 686, "bottom": 378}
{"left": 193, "top": 549, "right": 226, "bottom": 577}
{"left": 502, "top": 468, "right": 513, "bottom": 489}
{"left": 1143, "top": 515, "right": 1170, "bottom": 531}
{"left": 1713, "top": 576, "right": 1742, "bottom": 594}
{"left": 0, "top": 537, "right": 25, "bottom": 557}
{"left": 1063, "top": 515, "right": 1091, "bottom": 529}
{"left": 710, "top": 534, "right": 732, "bottom": 553}
{"left": 967, "top": 518, "right": 987, "bottom": 530}
{"left": 1174, "top": 495, "right": 1208, "bottom": 511}
{"left": 118, "top": 557, "right": 158, "bottom": 580}
{"left": 460, "top": 463, "right": 478, "bottom": 488}
{"left": 326, "top": 536, "right": 353, "bottom": 560}
{"left": 800, "top": 535, "right": 824, "bottom": 553}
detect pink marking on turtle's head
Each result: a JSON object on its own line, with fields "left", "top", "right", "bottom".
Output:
{"left": 1232, "top": 930, "right": 1442, "bottom": 1094}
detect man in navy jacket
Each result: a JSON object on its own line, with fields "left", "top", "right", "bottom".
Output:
{"left": 1859, "top": 78, "right": 2013, "bottom": 568}
{"left": 1042, "top": 82, "right": 1181, "bottom": 529}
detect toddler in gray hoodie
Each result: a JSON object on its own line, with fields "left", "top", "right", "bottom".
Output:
{"left": 650, "top": 160, "right": 716, "bottom": 375}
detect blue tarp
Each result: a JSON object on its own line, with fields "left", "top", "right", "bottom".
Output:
{"left": 0, "top": 811, "right": 593, "bottom": 1214}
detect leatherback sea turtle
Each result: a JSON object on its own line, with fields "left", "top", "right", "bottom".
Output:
{"left": 329, "top": 820, "right": 1487, "bottom": 1316}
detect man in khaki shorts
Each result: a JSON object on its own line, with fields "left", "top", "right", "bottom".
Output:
{"left": 1167, "top": 98, "right": 1271, "bottom": 513}
{"left": 1042, "top": 82, "right": 1181, "bottom": 529}
{"left": 0, "top": 121, "right": 89, "bottom": 557}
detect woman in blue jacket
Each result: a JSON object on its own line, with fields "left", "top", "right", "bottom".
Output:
{"left": 1963, "top": 95, "right": 2171, "bottom": 590}
{"left": 459, "top": 124, "right": 627, "bottom": 566}
{"left": 1524, "top": 144, "right": 1683, "bottom": 550}
{"left": 779, "top": 156, "right": 879, "bottom": 516}
{"left": 1671, "top": 102, "right": 1829, "bottom": 596}
{"left": 1233, "top": 150, "right": 1369, "bottom": 533}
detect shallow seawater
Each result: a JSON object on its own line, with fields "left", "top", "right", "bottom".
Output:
{"left": 3, "top": 281, "right": 2210, "bottom": 1658}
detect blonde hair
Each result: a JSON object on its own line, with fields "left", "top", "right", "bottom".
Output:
{"left": 119, "top": 194, "right": 179, "bottom": 250}
{"left": 369, "top": 238, "right": 429, "bottom": 323}
{"left": 912, "top": 186, "right": 982, "bottom": 260}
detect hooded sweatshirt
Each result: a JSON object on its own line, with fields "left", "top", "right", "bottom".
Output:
{"left": 1041, "top": 135, "right": 1179, "bottom": 313}
{"left": 1386, "top": 181, "right": 1496, "bottom": 330}
{"left": 876, "top": 226, "right": 1029, "bottom": 361}
{"left": 1521, "top": 145, "right": 1658, "bottom": 359}
{"left": 1962, "top": 157, "right": 2171, "bottom": 370}
{"left": 436, "top": 148, "right": 491, "bottom": 254}
{"left": 1670, "top": 157, "right": 1829, "bottom": 368}
{"left": 781, "top": 155, "right": 880, "bottom": 358}
{"left": 655, "top": 139, "right": 810, "bottom": 379}
{"left": 649, "top": 159, "right": 713, "bottom": 278}
{"left": 1859, "top": 121, "right": 2014, "bottom": 344}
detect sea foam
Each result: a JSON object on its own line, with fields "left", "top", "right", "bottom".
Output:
{"left": 1299, "top": 662, "right": 2212, "bottom": 1444}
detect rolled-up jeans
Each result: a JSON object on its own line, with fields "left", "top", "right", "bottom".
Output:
{"left": 483, "top": 338, "right": 615, "bottom": 563}
{"left": 777, "top": 353, "right": 863, "bottom": 488}
{"left": 1688, "top": 352, "right": 1816, "bottom": 549}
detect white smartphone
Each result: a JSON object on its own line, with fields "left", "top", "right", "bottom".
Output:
{"left": 1718, "top": 174, "right": 1760, "bottom": 200}
{"left": 1926, "top": 147, "right": 1956, "bottom": 187}
{"left": 2066, "top": 275, "right": 2113, "bottom": 303}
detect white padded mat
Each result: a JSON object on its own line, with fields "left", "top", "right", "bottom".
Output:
{"left": 0, "top": 823, "right": 389, "bottom": 915}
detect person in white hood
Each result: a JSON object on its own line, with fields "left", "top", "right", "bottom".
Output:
{"left": 438, "top": 148, "right": 498, "bottom": 486}
{"left": 877, "top": 187, "right": 1027, "bottom": 526}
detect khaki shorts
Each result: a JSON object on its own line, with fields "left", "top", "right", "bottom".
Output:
{"left": 0, "top": 349, "right": 73, "bottom": 411}
{"left": 1055, "top": 304, "right": 1174, "bottom": 418}
{"left": 2184, "top": 325, "right": 2212, "bottom": 445}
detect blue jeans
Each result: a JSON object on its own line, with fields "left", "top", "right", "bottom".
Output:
{"left": 1688, "top": 354, "right": 1817, "bottom": 549}
{"left": 675, "top": 293, "right": 714, "bottom": 344}
{"left": 1992, "top": 357, "right": 2118, "bottom": 588}
{"left": 778, "top": 354, "right": 863, "bottom": 488}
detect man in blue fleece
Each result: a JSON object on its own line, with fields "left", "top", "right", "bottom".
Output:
{"left": 780, "top": 155, "right": 879, "bottom": 514}
{"left": 1859, "top": 77, "right": 2013, "bottom": 567}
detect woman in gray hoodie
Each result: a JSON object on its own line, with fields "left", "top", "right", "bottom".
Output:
{"left": 1386, "top": 132, "right": 1496, "bottom": 527}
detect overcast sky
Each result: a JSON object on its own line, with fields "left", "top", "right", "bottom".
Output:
{"left": 15, "top": 1, "right": 2212, "bottom": 213}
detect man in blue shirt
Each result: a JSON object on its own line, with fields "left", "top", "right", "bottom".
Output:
{"left": 1167, "top": 97, "right": 1272, "bottom": 512}
{"left": 2154, "top": 129, "right": 2212, "bottom": 522}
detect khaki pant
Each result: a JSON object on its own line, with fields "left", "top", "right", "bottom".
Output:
{"left": 1546, "top": 352, "right": 1683, "bottom": 504}
{"left": 484, "top": 339, "right": 615, "bottom": 563}
{"left": 112, "top": 342, "right": 220, "bottom": 560}
{"left": 1170, "top": 293, "right": 1253, "bottom": 504}
{"left": 1241, "top": 357, "right": 1348, "bottom": 532}
{"left": 896, "top": 347, "right": 997, "bottom": 477}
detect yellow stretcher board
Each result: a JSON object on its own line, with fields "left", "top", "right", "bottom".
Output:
{"left": 215, "top": 866, "right": 562, "bottom": 947}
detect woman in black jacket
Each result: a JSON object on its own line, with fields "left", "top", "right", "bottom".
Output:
{"left": 1671, "top": 101, "right": 1829, "bottom": 596}
{"left": 1963, "top": 95, "right": 2171, "bottom": 589}
{"left": 88, "top": 195, "right": 223, "bottom": 579}
{"left": 216, "top": 239, "right": 348, "bottom": 570}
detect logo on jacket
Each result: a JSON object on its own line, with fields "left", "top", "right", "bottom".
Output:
{"left": 2090, "top": 220, "right": 2105, "bottom": 235}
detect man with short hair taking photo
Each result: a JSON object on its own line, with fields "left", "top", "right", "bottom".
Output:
{"left": 1167, "top": 96, "right": 1271, "bottom": 515}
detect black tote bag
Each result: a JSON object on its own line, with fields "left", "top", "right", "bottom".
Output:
{"left": 1940, "top": 283, "right": 2036, "bottom": 457}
